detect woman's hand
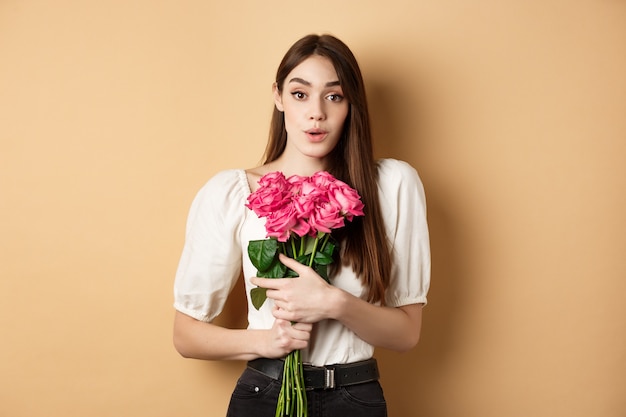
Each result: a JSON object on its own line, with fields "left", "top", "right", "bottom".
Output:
{"left": 250, "top": 254, "right": 423, "bottom": 353}
{"left": 250, "top": 254, "right": 336, "bottom": 324}
{"left": 261, "top": 312, "right": 313, "bottom": 358}
{"left": 173, "top": 310, "right": 312, "bottom": 361}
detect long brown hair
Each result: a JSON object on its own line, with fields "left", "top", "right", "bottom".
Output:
{"left": 263, "top": 34, "right": 391, "bottom": 304}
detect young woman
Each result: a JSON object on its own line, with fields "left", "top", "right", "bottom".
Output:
{"left": 173, "top": 34, "right": 430, "bottom": 417}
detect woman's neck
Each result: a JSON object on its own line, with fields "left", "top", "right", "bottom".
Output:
{"left": 266, "top": 154, "right": 328, "bottom": 177}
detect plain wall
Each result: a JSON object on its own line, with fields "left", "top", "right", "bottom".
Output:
{"left": 1, "top": 1, "right": 625, "bottom": 416}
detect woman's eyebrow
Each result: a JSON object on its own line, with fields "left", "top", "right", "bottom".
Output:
{"left": 288, "top": 77, "right": 341, "bottom": 87}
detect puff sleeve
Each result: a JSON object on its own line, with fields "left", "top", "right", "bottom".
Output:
{"left": 173, "top": 170, "right": 248, "bottom": 322}
{"left": 377, "top": 159, "right": 431, "bottom": 307}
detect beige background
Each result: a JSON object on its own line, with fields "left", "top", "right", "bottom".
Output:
{"left": 1, "top": 1, "right": 625, "bottom": 416}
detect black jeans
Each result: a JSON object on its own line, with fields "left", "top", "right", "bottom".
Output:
{"left": 226, "top": 367, "right": 387, "bottom": 417}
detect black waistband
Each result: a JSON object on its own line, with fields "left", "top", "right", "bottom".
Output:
{"left": 247, "top": 357, "right": 379, "bottom": 390}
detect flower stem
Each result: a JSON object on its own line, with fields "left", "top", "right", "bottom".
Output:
{"left": 308, "top": 236, "right": 320, "bottom": 268}
{"left": 319, "top": 233, "right": 330, "bottom": 252}
{"left": 277, "top": 350, "right": 307, "bottom": 416}
{"left": 290, "top": 239, "right": 297, "bottom": 259}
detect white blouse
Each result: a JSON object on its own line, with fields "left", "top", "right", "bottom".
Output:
{"left": 173, "top": 158, "right": 430, "bottom": 366}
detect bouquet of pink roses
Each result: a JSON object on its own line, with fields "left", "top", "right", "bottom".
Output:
{"left": 246, "top": 170, "right": 364, "bottom": 417}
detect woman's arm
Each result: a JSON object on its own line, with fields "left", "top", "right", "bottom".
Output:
{"left": 173, "top": 310, "right": 313, "bottom": 360}
{"left": 329, "top": 293, "right": 422, "bottom": 352}
{"left": 250, "top": 254, "right": 423, "bottom": 352}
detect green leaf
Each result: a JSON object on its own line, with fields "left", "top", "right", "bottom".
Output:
{"left": 247, "top": 239, "right": 279, "bottom": 272}
{"left": 320, "top": 241, "right": 336, "bottom": 257}
{"left": 314, "top": 251, "right": 333, "bottom": 265}
{"left": 284, "top": 268, "right": 299, "bottom": 278}
{"left": 314, "top": 263, "right": 329, "bottom": 282}
{"left": 256, "top": 259, "right": 287, "bottom": 278}
{"left": 303, "top": 235, "right": 318, "bottom": 254}
{"left": 250, "top": 287, "right": 267, "bottom": 310}
{"left": 294, "top": 254, "right": 309, "bottom": 265}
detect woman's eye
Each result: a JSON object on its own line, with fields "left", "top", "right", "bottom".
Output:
{"left": 327, "top": 94, "right": 344, "bottom": 102}
{"left": 291, "top": 91, "right": 306, "bottom": 100}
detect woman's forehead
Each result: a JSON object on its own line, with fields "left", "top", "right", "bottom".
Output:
{"left": 285, "top": 55, "right": 340, "bottom": 87}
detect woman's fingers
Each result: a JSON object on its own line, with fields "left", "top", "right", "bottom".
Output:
{"left": 269, "top": 317, "right": 311, "bottom": 354}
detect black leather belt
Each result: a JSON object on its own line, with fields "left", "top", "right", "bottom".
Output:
{"left": 247, "top": 357, "right": 379, "bottom": 390}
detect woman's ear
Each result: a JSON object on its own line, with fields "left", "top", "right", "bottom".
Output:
{"left": 273, "top": 83, "right": 284, "bottom": 112}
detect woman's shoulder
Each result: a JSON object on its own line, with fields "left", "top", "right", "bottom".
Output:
{"left": 192, "top": 168, "right": 250, "bottom": 212}
{"left": 376, "top": 158, "right": 422, "bottom": 186}
{"left": 200, "top": 168, "right": 249, "bottom": 193}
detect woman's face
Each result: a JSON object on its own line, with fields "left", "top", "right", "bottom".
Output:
{"left": 274, "top": 55, "right": 349, "bottom": 164}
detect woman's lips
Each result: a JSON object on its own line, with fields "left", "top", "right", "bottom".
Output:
{"left": 305, "top": 129, "right": 328, "bottom": 142}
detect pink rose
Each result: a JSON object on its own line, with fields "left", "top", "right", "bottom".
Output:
{"left": 247, "top": 170, "right": 364, "bottom": 241}
{"left": 265, "top": 204, "right": 311, "bottom": 242}
{"left": 286, "top": 174, "right": 307, "bottom": 195}
{"left": 293, "top": 193, "right": 315, "bottom": 219}
{"left": 308, "top": 201, "right": 345, "bottom": 234}
{"left": 264, "top": 203, "right": 299, "bottom": 242}
{"left": 311, "top": 172, "right": 364, "bottom": 221}
{"left": 327, "top": 181, "right": 365, "bottom": 221}
{"left": 246, "top": 172, "right": 291, "bottom": 217}
{"left": 258, "top": 171, "right": 288, "bottom": 189}
{"left": 290, "top": 217, "right": 311, "bottom": 238}
{"left": 294, "top": 177, "right": 328, "bottom": 217}
{"left": 246, "top": 186, "right": 290, "bottom": 218}
{"left": 311, "top": 171, "right": 336, "bottom": 189}
{"left": 300, "top": 178, "right": 328, "bottom": 201}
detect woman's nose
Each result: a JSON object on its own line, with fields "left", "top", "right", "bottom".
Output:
{"left": 308, "top": 99, "right": 326, "bottom": 121}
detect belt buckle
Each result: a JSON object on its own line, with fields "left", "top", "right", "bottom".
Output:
{"left": 324, "top": 367, "right": 335, "bottom": 390}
